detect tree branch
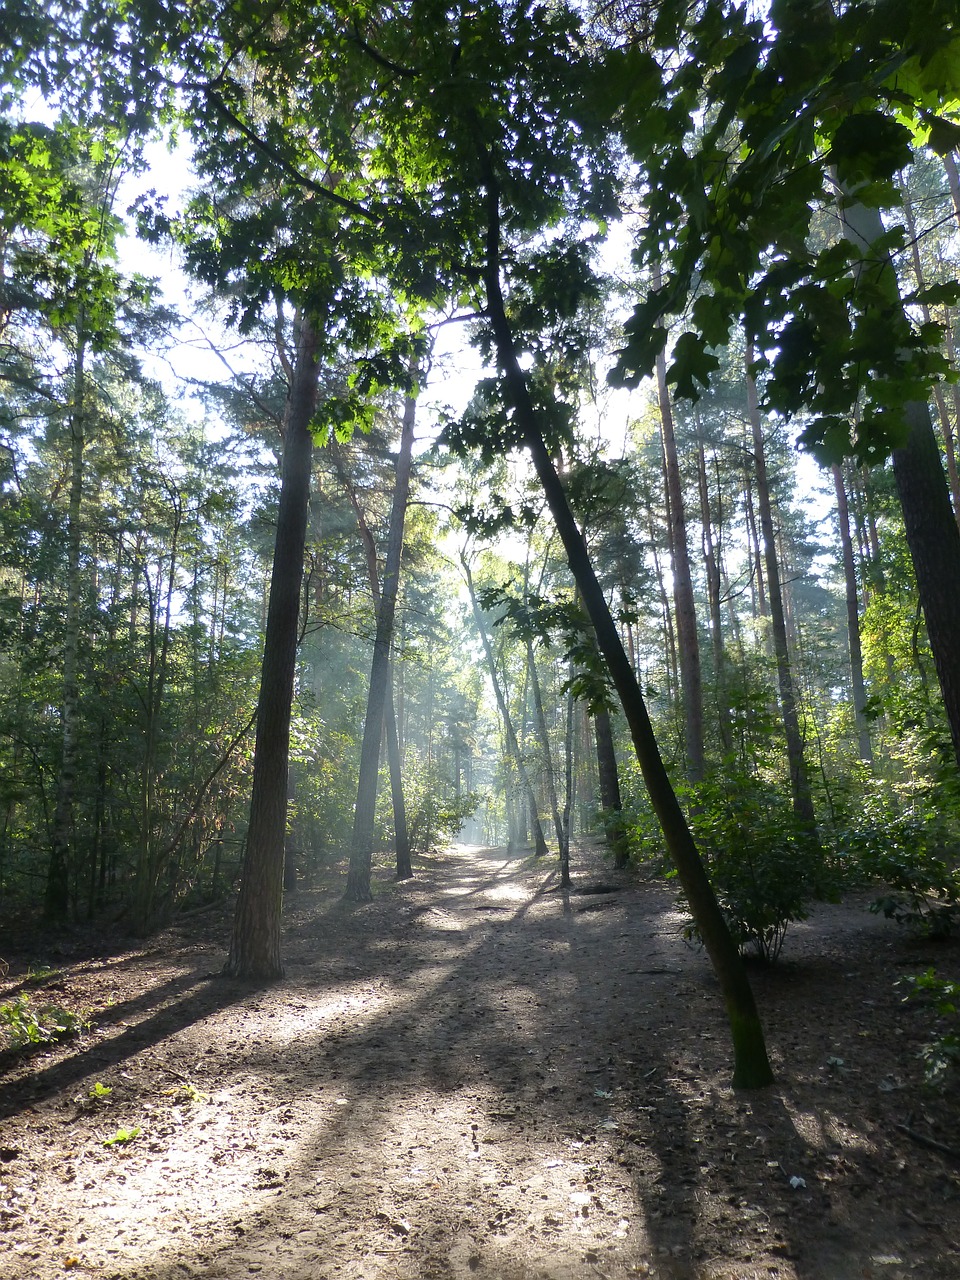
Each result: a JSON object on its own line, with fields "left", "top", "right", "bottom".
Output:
{"left": 200, "top": 86, "right": 377, "bottom": 222}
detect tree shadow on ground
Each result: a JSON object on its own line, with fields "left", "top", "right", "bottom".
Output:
{"left": 6, "top": 845, "right": 960, "bottom": 1279}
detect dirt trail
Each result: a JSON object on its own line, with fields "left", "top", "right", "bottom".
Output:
{"left": 1, "top": 841, "right": 959, "bottom": 1279}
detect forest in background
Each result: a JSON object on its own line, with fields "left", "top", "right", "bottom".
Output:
{"left": 3, "top": 0, "right": 960, "bottom": 1086}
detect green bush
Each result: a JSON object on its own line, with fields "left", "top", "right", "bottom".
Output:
{"left": 834, "top": 790, "right": 960, "bottom": 936}
{"left": 0, "top": 992, "right": 89, "bottom": 1049}
{"left": 684, "top": 777, "right": 831, "bottom": 963}
{"left": 901, "top": 968, "right": 960, "bottom": 1085}
{"left": 622, "top": 770, "right": 833, "bottom": 963}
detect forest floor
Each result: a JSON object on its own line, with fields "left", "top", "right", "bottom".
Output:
{"left": 2, "top": 840, "right": 960, "bottom": 1280}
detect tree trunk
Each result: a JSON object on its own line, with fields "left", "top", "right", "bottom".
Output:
{"left": 697, "top": 437, "right": 733, "bottom": 756}
{"left": 559, "top": 668, "right": 574, "bottom": 888}
{"left": 594, "top": 707, "right": 627, "bottom": 868}
{"left": 478, "top": 159, "right": 772, "bottom": 1088}
{"left": 344, "top": 386, "right": 418, "bottom": 902}
{"left": 745, "top": 345, "right": 817, "bottom": 828}
{"left": 527, "top": 638, "right": 564, "bottom": 851}
{"left": 742, "top": 451, "right": 768, "bottom": 623}
{"left": 901, "top": 186, "right": 960, "bottom": 528}
{"left": 332, "top": 441, "right": 411, "bottom": 879}
{"left": 463, "top": 555, "right": 549, "bottom": 857}
{"left": 838, "top": 198, "right": 960, "bottom": 772}
{"left": 832, "top": 464, "right": 873, "bottom": 763}
{"left": 224, "top": 311, "right": 319, "bottom": 979}
{"left": 654, "top": 319, "right": 705, "bottom": 782}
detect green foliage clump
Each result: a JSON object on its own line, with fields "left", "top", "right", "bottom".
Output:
{"left": 686, "top": 777, "right": 832, "bottom": 963}
{"left": 623, "top": 771, "right": 832, "bottom": 963}
{"left": 0, "top": 992, "right": 89, "bottom": 1049}
{"left": 836, "top": 788, "right": 960, "bottom": 937}
{"left": 901, "top": 969, "right": 960, "bottom": 1085}
{"left": 405, "top": 765, "right": 480, "bottom": 856}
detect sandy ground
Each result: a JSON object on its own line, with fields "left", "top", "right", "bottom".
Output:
{"left": 1, "top": 841, "right": 959, "bottom": 1279}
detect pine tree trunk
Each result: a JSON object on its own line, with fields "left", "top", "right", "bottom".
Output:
{"left": 901, "top": 188, "right": 960, "bottom": 528}
{"left": 832, "top": 464, "right": 873, "bottom": 763}
{"left": 839, "top": 198, "right": 960, "bottom": 772}
{"left": 697, "top": 438, "right": 733, "bottom": 756}
{"left": 224, "top": 312, "right": 319, "bottom": 979}
{"left": 654, "top": 325, "right": 705, "bottom": 782}
{"left": 745, "top": 345, "right": 817, "bottom": 828}
{"left": 344, "top": 388, "right": 418, "bottom": 901}
{"left": 333, "top": 442, "right": 411, "bottom": 879}
{"left": 594, "top": 708, "right": 627, "bottom": 868}
{"left": 527, "top": 638, "right": 564, "bottom": 850}
{"left": 559, "top": 670, "right": 574, "bottom": 888}
{"left": 463, "top": 556, "right": 549, "bottom": 856}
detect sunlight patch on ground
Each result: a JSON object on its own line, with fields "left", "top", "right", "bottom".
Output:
{"left": 421, "top": 906, "right": 470, "bottom": 932}
{"left": 221, "top": 981, "right": 395, "bottom": 1047}
{"left": 781, "top": 1098, "right": 877, "bottom": 1155}
{"left": 479, "top": 882, "right": 530, "bottom": 904}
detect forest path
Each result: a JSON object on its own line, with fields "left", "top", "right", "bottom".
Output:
{"left": 1, "top": 841, "right": 958, "bottom": 1279}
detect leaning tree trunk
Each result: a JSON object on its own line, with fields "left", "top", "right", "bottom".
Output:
{"left": 478, "top": 153, "right": 773, "bottom": 1089}
{"left": 344, "top": 386, "right": 418, "bottom": 902}
{"left": 745, "top": 345, "right": 817, "bottom": 829}
{"left": 224, "top": 312, "right": 320, "bottom": 979}
{"left": 839, "top": 198, "right": 960, "bottom": 773}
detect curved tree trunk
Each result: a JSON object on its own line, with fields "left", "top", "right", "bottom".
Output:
{"left": 224, "top": 312, "right": 319, "bottom": 979}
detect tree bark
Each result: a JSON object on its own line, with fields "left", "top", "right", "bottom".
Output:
{"left": 332, "top": 441, "right": 411, "bottom": 879}
{"left": 594, "top": 707, "right": 627, "bottom": 868}
{"left": 838, "top": 198, "right": 960, "bottom": 772}
{"left": 478, "top": 155, "right": 772, "bottom": 1088}
{"left": 224, "top": 312, "right": 319, "bottom": 979}
{"left": 463, "top": 555, "right": 549, "bottom": 856}
{"left": 745, "top": 345, "right": 817, "bottom": 828}
{"left": 697, "top": 437, "right": 733, "bottom": 757}
{"left": 832, "top": 464, "right": 873, "bottom": 763}
{"left": 344, "top": 387, "right": 418, "bottom": 901}
{"left": 527, "top": 638, "right": 564, "bottom": 852}
{"left": 901, "top": 186, "right": 960, "bottom": 529}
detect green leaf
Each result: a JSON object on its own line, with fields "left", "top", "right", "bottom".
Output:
{"left": 666, "top": 331, "right": 721, "bottom": 401}
{"left": 828, "top": 112, "right": 914, "bottom": 185}
{"left": 924, "top": 113, "right": 960, "bottom": 156}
